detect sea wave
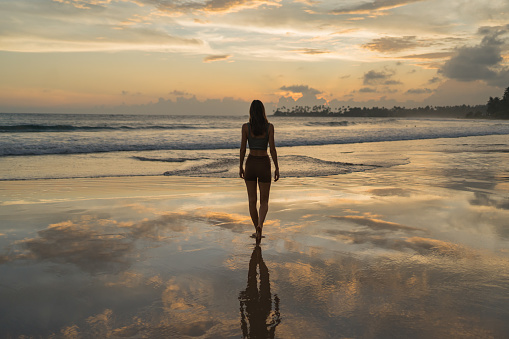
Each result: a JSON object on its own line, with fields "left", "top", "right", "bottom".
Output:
{"left": 2, "top": 128, "right": 509, "bottom": 156}
{"left": 0, "top": 155, "right": 382, "bottom": 181}
{"left": 132, "top": 156, "right": 206, "bottom": 162}
{"left": 305, "top": 121, "right": 352, "bottom": 127}
{"left": 163, "top": 155, "right": 380, "bottom": 178}
{"left": 0, "top": 124, "right": 207, "bottom": 133}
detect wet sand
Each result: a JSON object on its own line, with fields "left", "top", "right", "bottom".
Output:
{"left": 1, "top": 136, "right": 509, "bottom": 338}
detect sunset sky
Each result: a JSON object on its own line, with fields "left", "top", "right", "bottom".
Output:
{"left": 1, "top": 0, "right": 509, "bottom": 114}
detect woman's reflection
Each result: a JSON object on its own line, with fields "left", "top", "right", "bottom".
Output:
{"left": 239, "top": 245, "right": 281, "bottom": 338}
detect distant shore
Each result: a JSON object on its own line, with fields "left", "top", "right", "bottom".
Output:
{"left": 273, "top": 104, "right": 489, "bottom": 119}
{"left": 274, "top": 85, "right": 509, "bottom": 119}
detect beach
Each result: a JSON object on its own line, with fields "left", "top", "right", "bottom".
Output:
{"left": 4, "top": 0, "right": 509, "bottom": 336}
{"left": 1, "top": 115, "right": 509, "bottom": 338}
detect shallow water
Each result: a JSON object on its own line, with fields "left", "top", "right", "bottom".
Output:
{"left": 1, "top": 135, "right": 508, "bottom": 338}
{"left": 2, "top": 114, "right": 509, "bottom": 181}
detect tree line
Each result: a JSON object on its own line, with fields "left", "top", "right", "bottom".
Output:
{"left": 486, "top": 86, "right": 509, "bottom": 119}
{"left": 273, "top": 86, "right": 509, "bottom": 119}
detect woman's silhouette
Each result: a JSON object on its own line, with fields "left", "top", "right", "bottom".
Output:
{"left": 239, "top": 100, "right": 279, "bottom": 242}
{"left": 239, "top": 245, "right": 281, "bottom": 338}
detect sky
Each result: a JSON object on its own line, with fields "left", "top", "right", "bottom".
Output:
{"left": 1, "top": 0, "right": 509, "bottom": 114}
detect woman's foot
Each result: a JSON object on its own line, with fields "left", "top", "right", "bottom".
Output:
{"left": 255, "top": 226, "right": 262, "bottom": 243}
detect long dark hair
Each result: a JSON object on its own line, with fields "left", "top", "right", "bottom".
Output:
{"left": 249, "top": 100, "right": 268, "bottom": 136}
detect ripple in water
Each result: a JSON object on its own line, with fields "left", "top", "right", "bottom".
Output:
{"left": 162, "top": 155, "right": 380, "bottom": 178}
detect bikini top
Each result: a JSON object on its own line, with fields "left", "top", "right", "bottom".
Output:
{"left": 247, "top": 123, "right": 269, "bottom": 150}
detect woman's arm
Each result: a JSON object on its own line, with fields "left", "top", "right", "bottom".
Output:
{"left": 268, "top": 124, "right": 279, "bottom": 182}
{"left": 239, "top": 123, "right": 247, "bottom": 178}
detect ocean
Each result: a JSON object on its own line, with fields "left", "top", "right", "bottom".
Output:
{"left": 2, "top": 113, "right": 509, "bottom": 181}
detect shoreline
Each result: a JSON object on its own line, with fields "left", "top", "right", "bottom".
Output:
{"left": 2, "top": 134, "right": 509, "bottom": 182}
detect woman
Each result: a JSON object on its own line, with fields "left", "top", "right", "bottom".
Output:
{"left": 239, "top": 100, "right": 279, "bottom": 242}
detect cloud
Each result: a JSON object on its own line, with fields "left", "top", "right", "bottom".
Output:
{"left": 406, "top": 88, "right": 433, "bottom": 94}
{"left": 423, "top": 79, "right": 500, "bottom": 106}
{"left": 399, "top": 52, "right": 454, "bottom": 60}
{"left": 0, "top": 1, "right": 204, "bottom": 53}
{"left": 169, "top": 90, "right": 192, "bottom": 96}
{"left": 363, "top": 36, "right": 420, "bottom": 53}
{"left": 359, "top": 87, "right": 377, "bottom": 93}
{"left": 121, "top": 90, "right": 142, "bottom": 96}
{"left": 114, "top": 27, "right": 203, "bottom": 45}
{"left": 277, "top": 84, "right": 327, "bottom": 107}
{"left": 332, "top": 0, "right": 424, "bottom": 15}
{"left": 439, "top": 25, "right": 509, "bottom": 88}
{"left": 153, "top": 0, "right": 281, "bottom": 15}
{"left": 53, "top": 0, "right": 114, "bottom": 10}
{"left": 428, "top": 77, "right": 441, "bottom": 84}
{"left": 279, "top": 85, "right": 322, "bottom": 95}
{"left": 2, "top": 94, "right": 254, "bottom": 115}
{"left": 384, "top": 80, "right": 402, "bottom": 85}
{"left": 203, "top": 54, "right": 232, "bottom": 63}
{"left": 292, "top": 48, "right": 330, "bottom": 55}
{"left": 363, "top": 69, "right": 397, "bottom": 85}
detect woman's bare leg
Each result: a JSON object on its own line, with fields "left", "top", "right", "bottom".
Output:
{"left": 257, "top": 181, "right": 271, "bottom": 236}
{"left": 245, "top": 180, "right": 259, "bottom": 230}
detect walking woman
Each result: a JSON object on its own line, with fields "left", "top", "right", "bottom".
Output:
{"left": 239, "top": 100, "right": 279, "bottom": 242}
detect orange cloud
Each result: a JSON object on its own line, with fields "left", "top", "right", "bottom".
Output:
{"left": 292, "top": 48, "right": 331, "bottom": 55}
{"left": 155, "top": 0, "right": 281, "bottom": 15}
{"left": 332, "top": 0, "right": 425, "bottom": 15}
{"left": 203, "top": 54, "right": 232, "bottom": 63}
{"left": 399, "top": 52, "right": 454, "bottom": 60}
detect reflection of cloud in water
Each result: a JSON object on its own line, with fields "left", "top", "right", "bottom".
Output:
{"left": 464, "top": 192, "right": 509, "bottom": 241}
{"left": 405, "top": 237, "right": 475, "bottom": 258}
{"left": 125, "top": 212, "right": 188, "bottom": 240}
{"left": 21, "top": 218, "right": 135, "bottom": 274}
{"left": 41, "top": 240, "right": 509, "bottom": 339}
{"left": 3, "top": 181, "right": 509, "bottom": 338}
{"left": 0, "top": 254, "right": 9, "bottom": 265}
{"left": 9, "top": 210, "right": 257, "bottom": 274}
{"left": 326, "top": 230, "right": 473, "bottom": 258}
{"left": 103, "top": 271, "right": 160, "bottom": 288}
{"left": 52, "top": 275, "right": 238, "bottom": 338}
{"left": 367, "top": 187, "right": 413, "bottom": 197}
{"left": 200, "top": 211, "right": 251, "bottom": 232}
{"left": 330, "top": 215, "right": 423, "bottom": 232}
{"left": 326, "top": 226, "right": 474, "bottom": 258}
{"left": 271, "top": 247, "right": 509, "bottom": 338}
{"left": 470, "top": 192, "right": 509, "bottom": 210}
{"left": 161, "top": 276, "right": 217, "bottom": 336}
